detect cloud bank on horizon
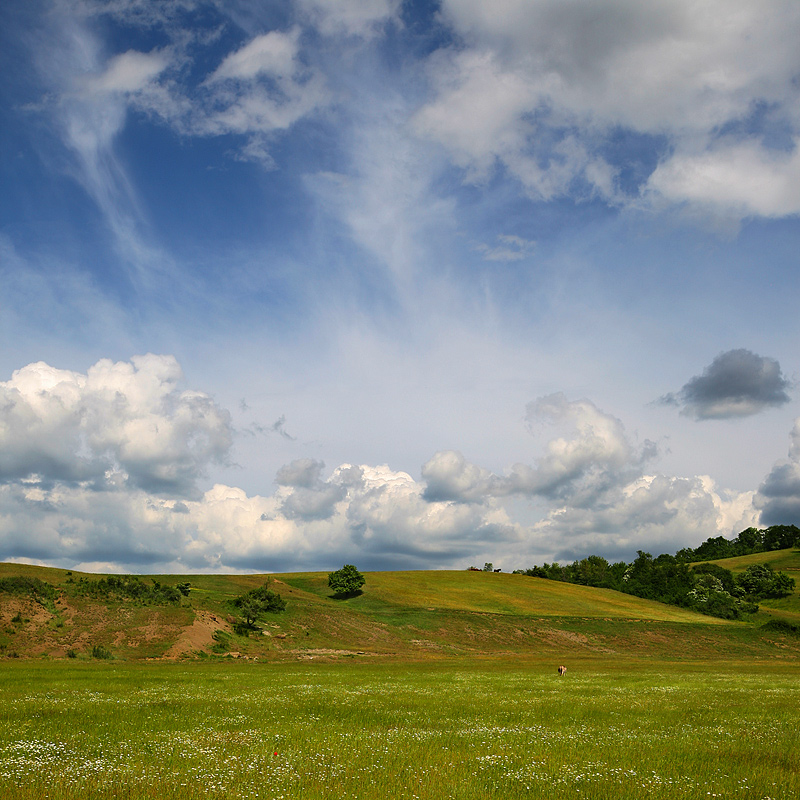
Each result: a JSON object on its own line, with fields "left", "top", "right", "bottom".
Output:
{"left": 1, "top": 0, "right": 799, "bottom": 573}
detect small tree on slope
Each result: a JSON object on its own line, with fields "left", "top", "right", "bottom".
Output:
{"left": 328, "top": 564, "right": 365, "bottom": 598}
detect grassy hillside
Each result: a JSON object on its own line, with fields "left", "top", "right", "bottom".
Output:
{"left": 2, "top": 561, "right": 800, "bottom": 662}
{"left": 280, "top": 569, "right": 727, "bottom": 620}
{"left": 703, "top": 546, "right": 800, "bottom": 573}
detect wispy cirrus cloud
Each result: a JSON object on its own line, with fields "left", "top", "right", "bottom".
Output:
{"left": 296, "top": 0, "right": 402, "bottom": 38}
{"left": 473, "top": 234, "right": 535, "bottom": 262}
{"left": 26, "top": 6, "right": 330, "bottom": 279}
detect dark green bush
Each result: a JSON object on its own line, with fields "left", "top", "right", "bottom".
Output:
{"left": 692, "top": 563, "right": 737, "bottom": 594}
{"left": 233, "top": 582, "right": 286, "bottom": 627}
{"left": 73, "top": 575, "right": 184, "bottom": 605}
{"left": 91, "top": 644, "right": 112, "bottom": 660}
{"left": 738, "top": 564, "right": 796, "bottom": 599}
{"left": 760, "top": 619, "right": 800, "bottom": 635}
{"left": 0, "top": 576, "right": 56, "bottom": 602}
{"left": 328, "top": 564, "right": 365, "bottom": 598}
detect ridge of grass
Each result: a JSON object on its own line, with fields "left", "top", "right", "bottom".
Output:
{"left": 2, "top": 560, "right": 800, "bottom": 662}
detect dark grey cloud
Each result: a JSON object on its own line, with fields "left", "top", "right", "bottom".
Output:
{"left": 757, "top": 463, "right": 800, "bottom": 526}
{"left": 661, "top": 349, "right": 791, "bottom": 420}
{"left": 270, "top": 415, "right": 296, "bottom": 440}
{"left": 756, "top": 420, "right": 800, "bottom": 526}
{"left": 247, "top": 415, "right": 297, "bottom": 441}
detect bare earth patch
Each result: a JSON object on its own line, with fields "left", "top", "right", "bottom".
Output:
{"left": 163, "top": 610, "right": 231, "bottom": 659}
{"left": 0, "top": 598, "right": 50, "bottom": 628}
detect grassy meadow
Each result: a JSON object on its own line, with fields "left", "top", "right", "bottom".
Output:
{"left": 3, "top": 556, "right": 800, "bottom": 797}
{"left": 1, "top": 659, "right": 799, "bottom": 799}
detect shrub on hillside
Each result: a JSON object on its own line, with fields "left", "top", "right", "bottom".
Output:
{"left": 233, "top": 581, "right": 286, "bottom": 628}
{"left": 760, "top": 619, "right": 800, "bottom": 636}
{"left": 685, "top": 574, "right": 752, "bottom": 619}
{"left": 73, "top": 576, "right": 183, "bottom": 605}
{"left": 737, "top": 564, "right": 795, "bottom": 599}
{"left": 691, "top": 563, "right": 738, "bottom": 595}
{"left": 0, "top": 576, "right": 56, "bottom": 603}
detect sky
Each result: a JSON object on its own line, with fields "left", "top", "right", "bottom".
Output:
{"left": 1, "top": 0, "right": 800, "bottom": 575}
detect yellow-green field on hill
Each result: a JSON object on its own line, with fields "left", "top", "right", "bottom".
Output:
{"left": 2, "top": 555, "right": 800, "bottom": 662}
{"left": 279, "top": 569, "right": 730, "bottom": 621}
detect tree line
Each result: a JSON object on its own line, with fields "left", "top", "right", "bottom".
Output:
{"left": 513, "top": 525, "right": 799, "bottom": 620}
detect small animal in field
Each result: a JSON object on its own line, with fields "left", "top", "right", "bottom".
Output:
{"left": 558, "top": 665, "right": 567, "bottom": 676}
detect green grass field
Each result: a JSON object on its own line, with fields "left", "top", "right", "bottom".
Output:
{"left": 3, "top": 556, "right": 800, "bottom": 797}
{"left": 1, "top": 659, "right": 798, "bottom": 799}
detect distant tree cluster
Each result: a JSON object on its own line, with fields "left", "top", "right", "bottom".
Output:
{"left": 514, "top": 525, "right": 798, "bottom": 620}
{"left": 676, "top": 525, "right": 800, "bottom": 561}
{"left": 70, "top": 575, "right": 184, "bottom": 605}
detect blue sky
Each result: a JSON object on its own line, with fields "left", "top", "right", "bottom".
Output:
{"left": 2, "top": 0, "right": 800, "bottom": 573}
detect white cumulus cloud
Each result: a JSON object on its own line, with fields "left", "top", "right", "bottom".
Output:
{"left": 0, "top": 355, "right": 232, "bottom": 497}
{"left": 0, "top": 357, "right": 766, "bottom": 573}
{"left": 416, "top": 0, "right": 800, "bottom": 217}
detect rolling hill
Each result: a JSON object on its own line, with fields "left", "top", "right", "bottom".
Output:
{"left": 2, "top": 557, "right": 800, "bottom": 662}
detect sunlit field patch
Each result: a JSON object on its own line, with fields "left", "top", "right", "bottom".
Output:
{"left": 1, "top": 660, "right": 798, "bottom": 799}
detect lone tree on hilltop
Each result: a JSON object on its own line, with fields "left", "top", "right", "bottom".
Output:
{"left": 328, "top": 564, "right": 365, "bottom": 598}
